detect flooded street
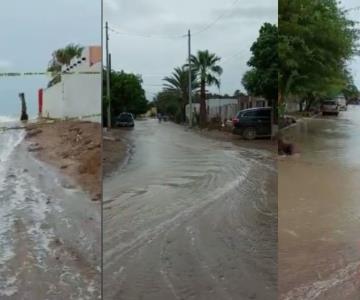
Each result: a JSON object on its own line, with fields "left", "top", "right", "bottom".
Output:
{"left": 0, "top": 122, "right": 100, "bottom": 299}
{"left": 279, "top": 105, "right": 360, "bottom": 299}
{"left": 103, "top": 119, "right": 277, "bottom": 300}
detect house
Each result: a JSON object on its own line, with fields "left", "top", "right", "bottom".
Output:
{"left": 185, "top": 96, "right": 268, "bottom": 121}
{"left": 39, "top": 46, "right": 101, "bottom": 122}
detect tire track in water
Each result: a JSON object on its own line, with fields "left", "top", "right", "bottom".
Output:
{"left": 281, "top": 261, "right": 360, "bottom": 300}
{"left": 104, "top": 120, "right": 276, "bottom": 299}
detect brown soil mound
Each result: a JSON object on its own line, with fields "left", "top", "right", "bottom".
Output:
{"left": 102, "top": 128, "right": 128, "bottom": 177}
{"left": 26, "top": 120, "right": 102, "bottom": 201}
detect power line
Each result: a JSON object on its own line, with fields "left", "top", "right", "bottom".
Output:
{"left": 221, "top": 48, "right": 250, "bottom": 64}
{"left": 108, "top": 25, "right": 186, "bottom": 40}
{"left": 192, "top": 0, "right": 241, "bottom": 35}
{"left": 106, "top": 0, "right": 241, "bottom": 40}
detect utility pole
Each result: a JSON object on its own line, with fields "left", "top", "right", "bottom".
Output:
{"left": 106, "top": 21, "right": 111, "bottom": 129}
{"left": 188, "top": 29, "right": 192, "bottom": 127}
{"left": 218, "top": 79, "right": 221, "bottom": 121}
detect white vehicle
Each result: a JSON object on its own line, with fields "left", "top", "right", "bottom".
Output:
{"left": 320, "top": 100, "right": 339, "bottom": 116}
{"left": 336, "top": 97, "right": 347, "bottom": 111}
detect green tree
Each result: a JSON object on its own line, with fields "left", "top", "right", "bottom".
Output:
{"left": 279, "top": 0, "right": 359, "bottom": 110}
{"left": 190, "top": 50, "right": 223, "bottom": 126}
{"left": 233, "top": 89, "right": 245, "bottom": 98}
{"left": 163, "top": 66, "right": 198, "bottom": 122}
{"left": 47, "top": 44, "right": 84, "bottom": 87}
{"left": 152, "top": 91, "right": 182, "bottom": 121}
{"left": 242, "top": 23, "right": 278, "bottom": 102}
{"left": 242, "top": 23, "right": 278, "bottom": 122}
{"left": 342, "top": 74, "right": 359, "bottom": 102}
{"left": 103, "top": 70, "right": 149, "bottom": 124}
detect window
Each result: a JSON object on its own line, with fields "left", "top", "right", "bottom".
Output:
{"left": 256, "top": 109, "right": 271, "bottom": 117}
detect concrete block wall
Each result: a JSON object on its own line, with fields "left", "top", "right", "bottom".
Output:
{"left": 41, "top": 46, "right": 101, "bottom": 122}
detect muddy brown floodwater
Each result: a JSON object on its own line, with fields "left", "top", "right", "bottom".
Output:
{"left": 103, "top": 119, "right": 277, "bottom": 300}
{"left": 279, "top": 105, "right": 360, "bottom": 300}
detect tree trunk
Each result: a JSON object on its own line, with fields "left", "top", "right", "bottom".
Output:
{"left": 182, "top": 101, "right": 186, "bottom": 124}
{"left": 199, "top": 80, "right": 207, "bottom": 127}
{"left": 305, "top": 94, "right": 315, "bottom": 112}
{"left": 299, "top": 100, "right": 303, "bottom": 112}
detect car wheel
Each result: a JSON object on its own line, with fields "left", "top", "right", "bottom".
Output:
{"left": 243, "top": 127, "right": 257, "bottom": 140}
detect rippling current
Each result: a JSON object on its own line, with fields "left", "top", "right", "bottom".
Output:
{"left": 104, "top": 119, "right": 277, "bottom": 300}
{"left": 279, "top": 106, "right": 360, "bottom": 300}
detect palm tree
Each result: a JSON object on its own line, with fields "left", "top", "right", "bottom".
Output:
{"left": 163, "top": 66, "right": 198, "bottom": 122}
{"left": 47, "top": 44, "right": 84, "bottom": 86}
{"left": 190, "top": 50, "right": 223, "bottom": 126}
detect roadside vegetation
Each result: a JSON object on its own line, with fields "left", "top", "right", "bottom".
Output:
{"left": 279, "top": 0, "right": 360, "bottom": 118}
{"left": 105, "top": 22, "right": 279, "bottom": 130}
{"left": 153, "top": 22, "right": 278, "bottom": 128}
{"left": 102, "top": 70, "right": 149, "bottom": 124}
{"left": 242, "top": 23, "right": 278, "bottom": 123}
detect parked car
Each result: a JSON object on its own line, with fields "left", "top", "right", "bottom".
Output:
{"left": 115, "top": 112, "right": 135, "bottom": 127}
{"left": 232, "top": 107, "right": 272, "bottom": 140}
{"left": 337, "top": 98, "right": 347, "bottom": 111}
{"left": 320, "top": 100, "right": 339, "bottom": 116}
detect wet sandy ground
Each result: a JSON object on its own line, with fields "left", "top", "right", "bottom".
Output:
{"left": 279, "top": 106, "right": 360, "bottom": 299}
{"left": 103, "top": 119, "right": 277, "bottom": 300}
{"left": 0, "top": 128, "right": 100, "bottom": 299}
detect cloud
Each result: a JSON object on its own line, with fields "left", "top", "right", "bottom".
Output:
{"left": 105, "top": 0, "right": 276, "bottom": 98}
{"left": 216, "top": 5, "right": 278, "bottom": 21}
{"left": 104, "top": 0, "right": 120, "bottom": 12}
{"left": 0, "top": 60, "right": 12, "bottom": 69}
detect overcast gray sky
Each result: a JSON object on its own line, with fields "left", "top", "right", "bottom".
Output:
{"left": 104, "top": 0, "right": 278, "bottom": 100}
{"left": 0, "top": 0, "right": 101, "bottom": 118}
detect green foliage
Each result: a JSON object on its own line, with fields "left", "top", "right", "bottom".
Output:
{"left": 342, "top": 82, "right": 359, "bottom": 101}
{"left": 162, "top": 66, "right": 199, "bottom": 122}
{"left": 233, "top": 89, "right": 245, "bottom": 98}
{"left": 152, "top": 90, "right": 182, "bottom": 120}
{"left": 242, "top": 23, "right": 278, "bottom": 122}
{"left": 103, "top": 70, "right": 149, "bottom": 122}
{"left": 279, "top": 0, "right": 359, "bottom": 105}
{"left": 242, "top": 23, "right": 279, "bottom": 104}
{"left": 190, "top": 50, "right": 223, "bottom": 126}
{"left": 47, "top": 44, "right": 84, "bottom": 87}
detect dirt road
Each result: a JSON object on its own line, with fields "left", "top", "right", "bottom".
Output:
{"left": 103, "top": 119, "right": 277, "bottom": 300}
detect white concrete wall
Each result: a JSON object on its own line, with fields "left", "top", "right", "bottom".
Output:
{"left": 62, "top": 61, "right": 101, "bottom": 122}
{"left": 42, "top": 82, "right": 64, "bottom": 119}
{"left": 42, "top": 46, "right": 101, "bottom": 122}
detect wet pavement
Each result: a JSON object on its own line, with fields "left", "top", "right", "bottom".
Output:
{"left": 103, "top": 119, "right": 277, "bottom": 300}
{"left": 0, "top": 123, "right": 100, "bottom": 299}
{"left": 279, "top": 105, "right": 360, "bottom": 299}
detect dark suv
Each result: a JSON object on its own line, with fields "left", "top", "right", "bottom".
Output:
{"left": 232, "top": 107, "right": 272, "bottom": 140}
{"left": 115, "top": 112, "right": 135, "bottom": 127}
